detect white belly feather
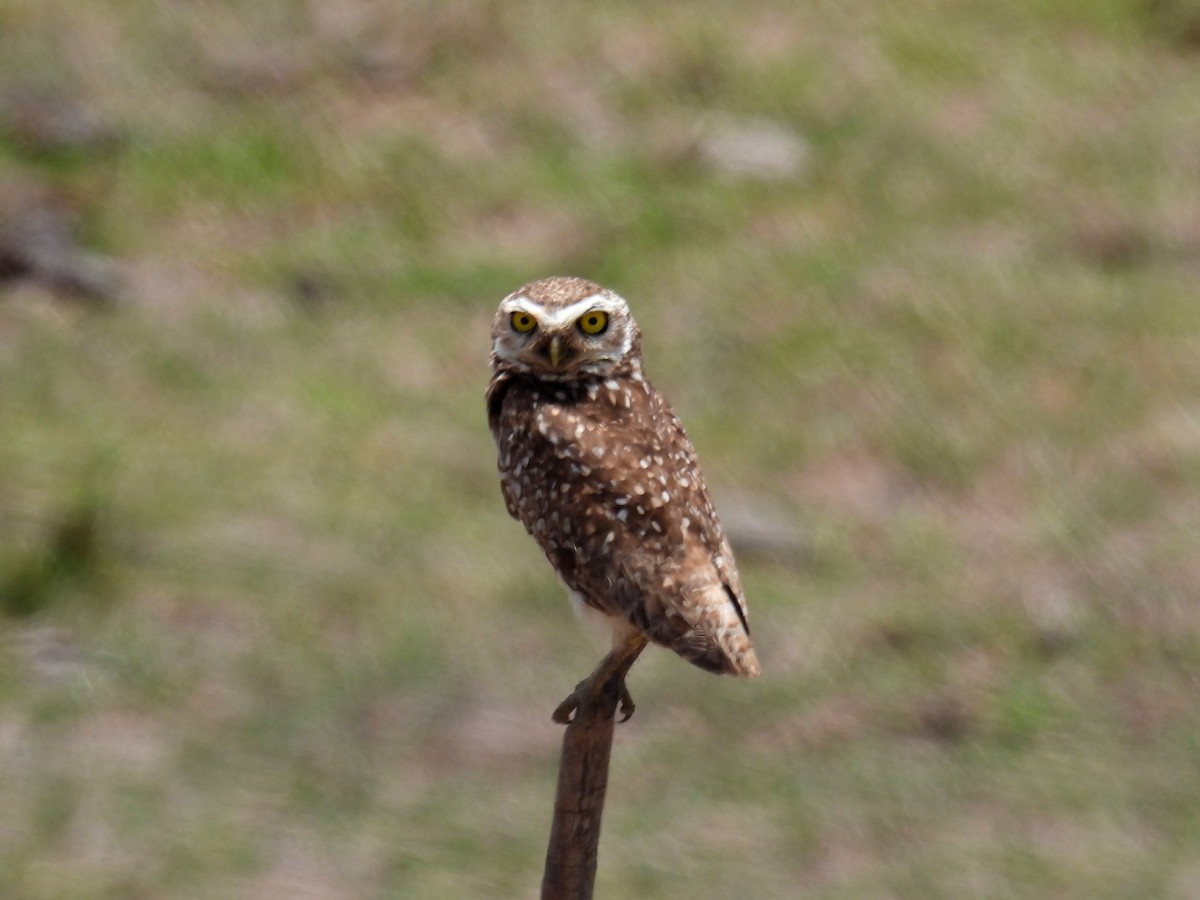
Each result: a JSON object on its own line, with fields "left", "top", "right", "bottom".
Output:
{"left": 567, "top": 588, "right": 638, "bottom": 648}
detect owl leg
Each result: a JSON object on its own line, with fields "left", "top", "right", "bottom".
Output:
{"left": 552, "top": 633, "right": 648, "bottom": 725}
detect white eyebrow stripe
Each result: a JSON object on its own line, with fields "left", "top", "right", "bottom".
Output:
{"left": 505, "top": 293, "right": 616, "bottom": 328}
{"left": 540, "top": 295, "right": 611, "bottom": 328}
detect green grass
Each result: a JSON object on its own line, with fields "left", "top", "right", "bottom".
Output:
{"left": 2, "top": 1, "right": 1200, "bottom": 897}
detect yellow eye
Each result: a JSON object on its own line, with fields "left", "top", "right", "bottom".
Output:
{"left": 578, "top": 310, "right": 608, "bottom": 336}
{"left": 510, "top": 311, "right": 537, "bottom": 334}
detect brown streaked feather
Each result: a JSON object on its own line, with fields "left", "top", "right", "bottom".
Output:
{"left": 490, "top": 361, "right": 759, "bottom": 677}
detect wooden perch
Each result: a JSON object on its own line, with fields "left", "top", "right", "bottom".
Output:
{"left": 541, "top": 676, "right": 622, "bottom": 900}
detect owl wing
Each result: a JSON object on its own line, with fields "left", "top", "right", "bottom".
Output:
{"left": 505, "top": 377, "right": 759, "bottom": 677}
{"left": 485, "top": 368, "right": 513, "bottom": 441}
{"left": 486, "top": 369, "right": 524, "bottom": 520}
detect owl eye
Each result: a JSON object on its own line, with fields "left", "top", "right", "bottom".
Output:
{"left": 510, "top": 311, "right": 538, "bottom": 334}
{"left": 577, "top": 310, "right": 608, "bottom": 336}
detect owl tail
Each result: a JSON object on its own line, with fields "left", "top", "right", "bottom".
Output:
{"left": 663, "top": 582, "right": 761, "bottom": 677}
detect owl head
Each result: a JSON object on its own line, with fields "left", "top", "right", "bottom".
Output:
{"left": 490, "top": 276, "right": 641, "bottom": 380}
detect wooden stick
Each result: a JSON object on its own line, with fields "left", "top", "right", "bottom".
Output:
{"left": 541, "top": 679, "right": 620, "bottom": 900}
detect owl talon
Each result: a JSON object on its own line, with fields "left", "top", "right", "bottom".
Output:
{"left": 616, "top": 680, "right": 636, "bottom": 722}
{"left": 551, "top": 676, "right": 602, "bottom": 724}
{"left": 551, "top": 690, "right": 582, "bottom": 724}
{"left": 551, "top": 674, "right": 637, "bottom": 725}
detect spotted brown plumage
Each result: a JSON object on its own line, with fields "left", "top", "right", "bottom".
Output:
{"left": 487, "top": 277, "right": 759, "bottom": 720}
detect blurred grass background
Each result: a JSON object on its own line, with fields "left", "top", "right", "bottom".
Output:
{"left": 2, "top": 0, "right": 1200, "bottom": 897}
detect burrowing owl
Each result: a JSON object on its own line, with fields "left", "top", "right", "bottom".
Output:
{"left": 487, "top": 276, "right": 760, "bottom": 723}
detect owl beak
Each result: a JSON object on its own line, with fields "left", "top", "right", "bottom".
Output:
{"left": 548, "top": 335, "right": 566, "bottom": 368}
